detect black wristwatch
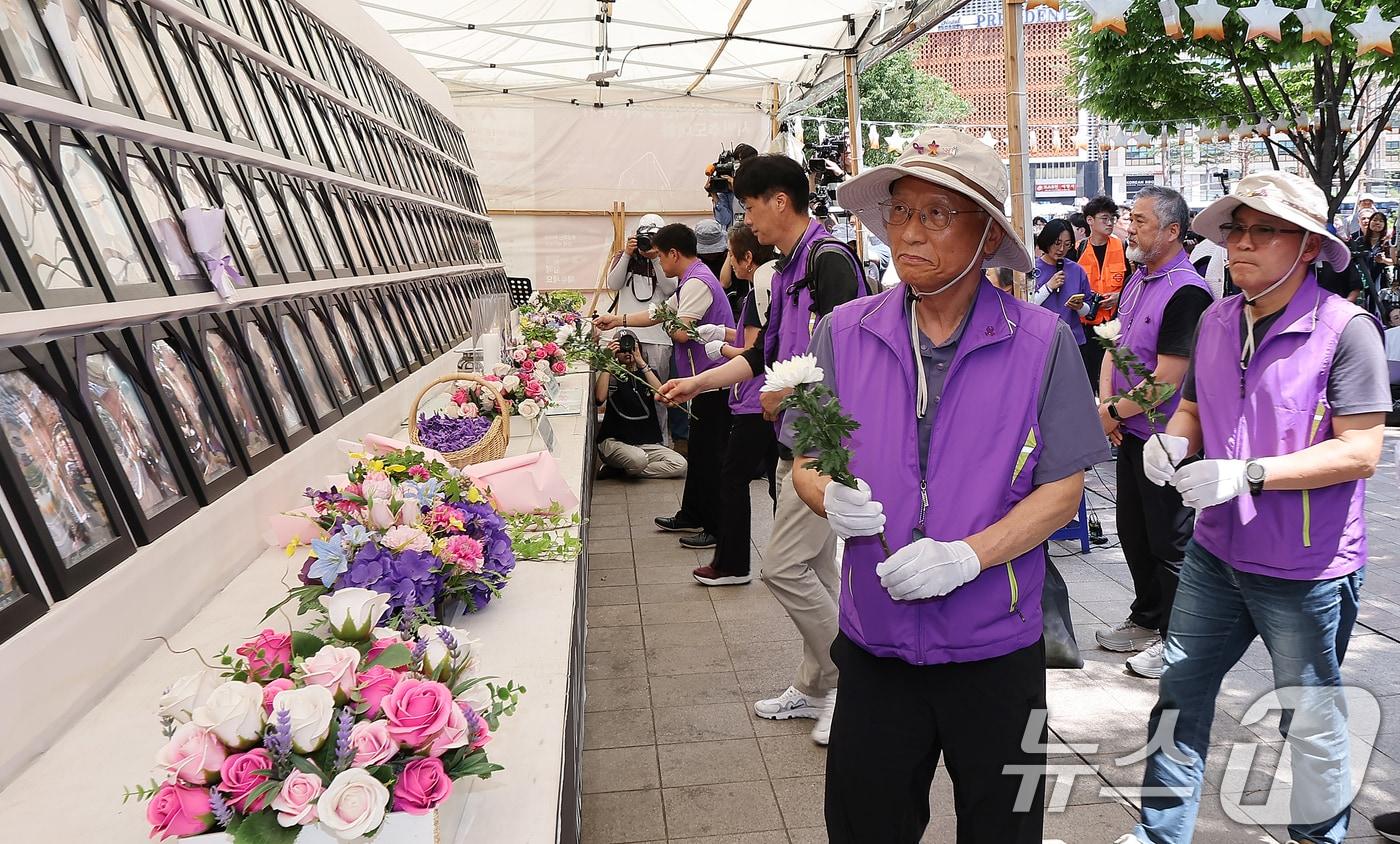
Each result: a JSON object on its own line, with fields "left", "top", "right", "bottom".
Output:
{"left": 1106, "top": 401, "right": 1121, "bottom": 421}
{"left": 1245, "top": 460, "right": 1266, "bottom": 496}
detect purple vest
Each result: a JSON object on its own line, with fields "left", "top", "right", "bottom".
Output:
{"left": 1110, "top": 249, "right": 1213, "bottom": 440}
{"left": 828, "top": 283, "right": 1060, "bottom": 665}
{"left": 1033, "top": 256, "right": 1090, "bottom": 345}
{"left": 672, "top": 261, "right": 736, "bottom": 379}
{"left": 1193, "top": 275, "right": 1373, "bottom": 580}
{"left": 763, "top": 218, "right": 832, "bottom": 366}
{"left": 730, "top": 291, "right": 765, "bottom": 414}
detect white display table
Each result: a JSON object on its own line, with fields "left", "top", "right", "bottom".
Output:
{"left": 0, "top": 366, "right": 594, "bottom": 843}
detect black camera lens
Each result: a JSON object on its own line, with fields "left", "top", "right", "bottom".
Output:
{"left": 617, "top": 333, "right": 637, "bottom": 353}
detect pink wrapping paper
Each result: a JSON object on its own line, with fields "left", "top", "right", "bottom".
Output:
{"left": 464, "top": 451, "right": 578, "bottom": 515}
{"left": 263, "top": 505, "right": 325, "bottom": 549}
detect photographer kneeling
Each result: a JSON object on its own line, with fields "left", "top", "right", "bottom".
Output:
{"left": 595, "top": 332, "right": 686, "bottom": 480}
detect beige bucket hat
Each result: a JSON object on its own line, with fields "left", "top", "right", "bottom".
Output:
{"left": 1192, "top": 171, "right": 1350, "bottom": 269}
{"left": 835, "top": 128, "right": 1032, "bottom": 272}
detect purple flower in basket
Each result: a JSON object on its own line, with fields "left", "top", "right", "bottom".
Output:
{"left": 335, "top": 542, "right": 393, "bottom": 590}
{"left": 452, "top": 501, "right": 516, "bottom": 609}
{"left": 417, "top": 414, "right": 493, "bottom": 453}
{"left": 379, "top": 548, "right": 446, "bottom": 616}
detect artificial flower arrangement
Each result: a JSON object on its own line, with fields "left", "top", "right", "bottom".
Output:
{"left": 518, "top": 291, "right": 585, "bottom": 346}
{"left": 275, "top": 447, "right": 516, "bottom": 622}
{"left": 414, "top": 382, "right": 498, "bottom": 455}
{"left": 468, "top": 358, "right": 555, "bottom": 423}
{"left": 133, "top": 588, "right": 522, "bottom": 843}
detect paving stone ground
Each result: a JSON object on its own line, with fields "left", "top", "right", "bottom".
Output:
{"left": 580, "top": 434, "right": 1400, "bottom": 843}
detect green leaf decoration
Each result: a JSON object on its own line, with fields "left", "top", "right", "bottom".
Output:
{"left": 365, "top": 642, "right": 415, "bottom": 670}
{"left": 230, "top": 810, "right": 298, "bottom": 844}
{"left": 290, "top": 631, "right": 325, "bottom": 659}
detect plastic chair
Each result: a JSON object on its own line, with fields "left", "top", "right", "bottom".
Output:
{"left": 1049, "top": 492, "right": 1091, "bottom": 554}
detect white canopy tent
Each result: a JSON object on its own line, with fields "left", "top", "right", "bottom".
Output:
{"left": 363, "top": 1, "right": 1021, "bottom": 291}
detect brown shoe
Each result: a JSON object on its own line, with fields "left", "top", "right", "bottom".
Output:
{"left": 692, "top": 565, "right": 752, "bottom": 586}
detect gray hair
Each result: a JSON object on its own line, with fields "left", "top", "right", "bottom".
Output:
{"left": 1133, "top": 185, "right": 1190, "bottom": 242}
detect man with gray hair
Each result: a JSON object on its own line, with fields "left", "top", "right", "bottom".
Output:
{"left": 1095, "top": 185, "right": 1215, "bottom": 678}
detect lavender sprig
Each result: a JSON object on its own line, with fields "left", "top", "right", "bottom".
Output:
{"left": 410, "top": 639, "right": 427, "bottom": 662}
{"left": 437, "top": 626, "right": 459, "bottom": 656}
{"left": 209, "top": 787, "right": 234, "bottom": 827}
{"left": 264, "top": 706, "right": 292, "bottom": 768}
{"left": 332, "top": 707, "right": 355, "bottom": 773}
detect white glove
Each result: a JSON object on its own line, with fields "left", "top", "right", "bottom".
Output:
{"left": 823, "top": 479, "right": 886, "bottom": 539}
{"left": 704, "top": 339, "right": 726, "bottom": 361}
{"left": 695, "top": 324, "right": 727, "bottom": 343}
{"left": 1143, "top": 433, "right": 1190, "bottom": 487}
{"left": 1171, "top": 459, "right": 1249, "bottom": 509}
{"left": 875, "top": 539, "right": 982, "bottom": 601}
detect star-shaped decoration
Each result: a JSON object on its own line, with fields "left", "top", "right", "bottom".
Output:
{"left": 1239, "top": 0, "right": 1291, "bottom": 42}
{"left": 1272, "top": 115, "right": 1292, "bottom": 133}
{"left": 1084, "top": 0, "right": 1133, "bottom": 35}
{"left": 1292, "top": 0, "right": 1336, "bottom": 46}
{"left": 1349, "top": 5, "right": 1398, "bottom": 57}
{"left": 1026, "top": 0, "right": 1061, "bottom": 10}
{"left": 1187, "top": 0, "right": 1232, "bottom": 40}
{"left": 1254, "top": 120, "right": 1272, "bottom": 137}
{"left": 1159, "top": 0, "right": 1184, "bottom": 38}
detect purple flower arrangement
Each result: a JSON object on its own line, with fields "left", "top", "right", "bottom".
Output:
{"left": 416, "top": 413, "right": 494, "bottom": 453}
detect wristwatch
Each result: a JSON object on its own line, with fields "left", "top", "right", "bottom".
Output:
{"left": 1245, "top": 460, "right": 1266, "bottom": 496}
{"left": 1106, "top": 401, "right": 1121, "bottom": 421}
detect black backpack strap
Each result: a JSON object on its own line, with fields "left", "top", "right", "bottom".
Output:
{"left": 794, "top": 237, "right": 870, "bottom": 302}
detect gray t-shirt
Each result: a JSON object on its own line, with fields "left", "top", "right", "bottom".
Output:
{"left": 1182, "top": 312, "right": 1391, "bottom": 416}
{"left": 786, "top": 305, "right": 1112, "bottom": 484}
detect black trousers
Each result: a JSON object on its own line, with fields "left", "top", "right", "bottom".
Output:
{"left": 1116, "top": 433, "right": 1194, "bottom": 635}
{"left": 825, "top": 633, "right": 1047, "bottom": 844}
{"left": 677, "top": 391, "right": 731, "bottom": 535}
{"left": 712, "top": 412, "right": 778, "bottom": 575}
{"left": 1080, "top": 337, "right": 1106, "bottom": 395}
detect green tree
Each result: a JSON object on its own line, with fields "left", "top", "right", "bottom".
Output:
{"left": 806, "top": 47, "right": 972, "bottom": 166}
{"left": 1067, "top": 1, "right": 1400, "bottom": 215}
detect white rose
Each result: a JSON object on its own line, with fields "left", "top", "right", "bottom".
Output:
{"left": 442, "top": 403, "right": 463, "bottom": 418}
{"left": 517, "top": 399, "right": 540, "bottom": 419}
{"left": 300, "top": 645, "right": 361, "bottom": 702}
{"left": 491, "top": 362, "right": 512, "bottom": 377}
{"left": 533, "top": 359, "right": 549, "bottom": 374}
{"left": 554, "top": 325, "right": 573, "bottom": 345}
{"left": 157, "top": 670, "right": 219, "bottom": 725}
{"left": 371, "top": 626, "right": 403, "bottom": 643}
{"left": 316, "top": 768, "right": 390, "bottom": 841}
{"left": 536, "top": 369, "right": 553, "bottom": 385}
{"left": 760, "top": 354, "right": 824, "bottom": 392}
{"left": 419, "top": 637, "right": 452, "bottom": 681}
{"left": 192, "top": 681, "right": 266, "bottom": 750}
{"left": 272, "top": 685, "right": 336, "bottom": 754}
{"left": 1094, "top": 318, "right": 1122, "bottom": 343}
{"left": 321, "top": 588, "right": 391, "bottom": 641}
{"left": 502, "top": 375, "right": 521, "bottom": 393}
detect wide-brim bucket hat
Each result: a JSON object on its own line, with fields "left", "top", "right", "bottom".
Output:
{"left": 1192, "top": 171, "right": 1350, "bottom": 269}
{"left": 836, "top": 128, "right": 1032, "bottom": 272}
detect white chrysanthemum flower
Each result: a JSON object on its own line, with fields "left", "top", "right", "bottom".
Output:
{"left": 1094, "top": 319, "right": 1122, "bottom": 343}
{"left": 760, "top": 354, "right": 824, "bottom": 392}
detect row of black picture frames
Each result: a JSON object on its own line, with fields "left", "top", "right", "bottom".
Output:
{"left": 0, "top": 272, "right": 512, "bottom": 642}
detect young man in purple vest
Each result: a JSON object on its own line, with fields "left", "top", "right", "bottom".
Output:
{"left": 658, "top": 154, "right": 863, "bottom": 745}
{"left": 791, "top": 128, "right": 1110, "bottom": 842}
{"left": 1117, "top": 172, "right": 1389, "bottom": 844}
{"left": 595, "top": 224, "right": 737, "bottom": 547}
{"left": 1095, "top": 185, "right": 1214, "bottom": 679}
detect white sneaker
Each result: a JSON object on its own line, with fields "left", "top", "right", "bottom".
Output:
{"left": 1096, "top": 618, "right": 1159, "bottom": 652}
{"left": 1114, "top": 836, "right": 1146, "bottom": 844}
{"left": 811, "top": 689, "right": 837, "bottom": 746}
{"left": 1126, "top": 639, "right": 1166, "bottom": 679}
{"left": 753, "top": 685, "right": 822, "bottom": 721}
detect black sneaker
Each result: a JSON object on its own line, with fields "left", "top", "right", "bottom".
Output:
{"left": 692, "top": 565, "right": 752, "bottom": 586}
{"left": 1376, "top": 812, "right": 1400, "bottom": 842}
{"left": 655, "top": 514, "right": 702, "bottom": 532}
{"left": 679, "top": 532, "right": 717, "bottom": 549}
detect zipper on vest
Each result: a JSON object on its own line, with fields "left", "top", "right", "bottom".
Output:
{"left": 1300, "top": 398, "right": 1327, "bottom": 548}
{"left": 917, "top": 480, "right": 928, "bottom": 536}
{"left": 1007, "top": 564, "right": 1024, "bottom": 621}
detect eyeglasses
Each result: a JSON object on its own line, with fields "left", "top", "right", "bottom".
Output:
{"left": 877, "top": 200, "right": 973, "bottom": 231}
{"left": 1092, "top": 214, "right": 1116, "bottom": 224}
{"left": 1219, "top": 222, "right": 1303, "bottom": 244}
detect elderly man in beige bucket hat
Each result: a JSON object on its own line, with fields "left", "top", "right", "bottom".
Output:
{"left": 1117, "top": 170, "right": 1389, "bottom": 844}
{"left": 784, "top": 128, "right": 1109, "bottom": 842}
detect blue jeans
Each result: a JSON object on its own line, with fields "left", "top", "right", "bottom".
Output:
{"left": 1134, "top": 540, "right": 1363, "bottom": 844}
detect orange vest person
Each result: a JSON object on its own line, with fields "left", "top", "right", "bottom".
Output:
{"left": 1078, "top": 196, "right": 1128, "bottom": 326}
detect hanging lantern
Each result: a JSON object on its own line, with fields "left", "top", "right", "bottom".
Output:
{"left": 1186, "top": 0, "right": 1231, "bottom": 41}
{"left": 1159, "top": 0, "right": 1184, "bottom": 38}
{"left": 886, "top": 128, "right": 905, "bottom": 152}
{"left": 1349, "top": 6, "right": 1399, "bottom": 57}
{"left": 1293, "top": 0, "right": 1336, "bottom": 46}
{"left": 1084, "top": 0, "right": 1132, "bottom": 35}
{"left": 1215, "top": 122, "right": 1232, "bottom": 143}
{"left": 868, "top": 124, "right": 880, "bottom": 150}
{"left": 1130, "top": 130, "right": 1150, "bottom": 147}
{"left": 1027, "top": 128, "right": 1039, "bottom": 147}
{"left": 1254, "top": 119, "right": 1271, "bottom": 137}
{"left": 1240, "top": 0, "right": 1290, "bottom": 43}
{"left": 1073, "top": 129, "right": 1089, "bottom": 150}
{"left": 1339, "top": 116, "right": 1353, "bottom": 134}
{"left": 1236, "top": 123, "right": 1255, "bottom": 140}
{"left": 981, "top": 130, "right": 998, "bottom": 147}
{"left": 1272, "top": 115, "right": 1292, "bottom": 134}
{"left": 1295, "top": 111, "right": 1312, "bottom": 132}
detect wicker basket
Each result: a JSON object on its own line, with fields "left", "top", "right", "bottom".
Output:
{"left": 408, "top": 374, "right": 510, "bottom": 468}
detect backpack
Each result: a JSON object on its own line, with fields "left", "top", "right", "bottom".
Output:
{"left": 787, "top": 236, "right": 876, "bottom": 307}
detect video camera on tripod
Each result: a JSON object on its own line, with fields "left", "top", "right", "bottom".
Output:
{"left": 805, "top": 134, "right": 849, "bottom": 187}
{"left": 706, "top": 149, "right": 740, "bottom": 193}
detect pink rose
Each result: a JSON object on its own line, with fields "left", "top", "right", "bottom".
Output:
{"left": 524, "top": 381, "right": 543, "bottom": 398}
{"left": 381, "top": 678, "right": 454, "bottom": 749}
{"left": 364, "top": 637, "right": 402, "bottom": 667}
{"left": 261, "top": 678, "right": 294, "bottom": 714}
{"left": 270, "top": 769, "right": 323, "bottom": 827}
{"left": 543, "top": 342, "right": 559, "bottom": 355}
{"left": 427, "top": 702, "right": 470, "bottom": 757}
{"left": 552, "top": 361, "right": 567, "bottom": 374}
{"left": 218, "top": 749, "right": 274, "bottom": 813}
{"left": 461, "top": 402, "right": 479, "bottom": 418}
{"left": 382, "top": 525, "right": 432, "bottom": 553}
{"left": 236, "top": 629, "right": 292, "bottom": 682}
{"left": 146, "top": 781, "right": 213, "bottom": 841}
{"left": 392, "top": 757, "right": 452, "bottom": 815}
{"left": 348, "top": 719, "right": 398, "bottom": 767}
{"left": 301, "top": 645, "right": 361, "bottom": 702}
{"left": 451, "top": 389, "right": 469, "bottom": 405}
{"left": 356, "top": 666, "right": 402, "bottom": 718}
{"left": 462, "top": 702, "right": 492, "bottom": 751}
{"left": 511, "top": 349, "right": 527, "bottom": 363}
{"left": 155, "top": 723, "right": 227, "bottom": 785}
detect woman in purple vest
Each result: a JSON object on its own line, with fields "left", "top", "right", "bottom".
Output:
{"left": 790, "top": 128, "right": 1110, "bottom": 843}
{"left": 1118, "top": 172, "right": 1390, "bottom": 844}
{"left": 1030, "top": 218, "right": 1093, "bottom": 354}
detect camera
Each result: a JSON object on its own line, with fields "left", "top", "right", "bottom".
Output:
{"left": 635, "top": 223, "right": 659, "bottom": 253}
{"left": 706, "top": 149, "right": 739, "bottom": 193}
{"left": 616, "top": 331, "right": 637, "bottom": 354}
{"left": 805, "top": 134, "right": 849, "bottom": 187}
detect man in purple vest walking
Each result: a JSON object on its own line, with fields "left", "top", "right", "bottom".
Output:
{"left": 595, "top": 224, "right": 737, "bottom": 546}
{"left": 1117, "top": 172, "right": 1389, "bottom": 844}
{"left": 790, "top": 128, "right": 1110, "bottom": 842}
{"left": 1094, "top": 186, "right": 1214, "bottom": 679}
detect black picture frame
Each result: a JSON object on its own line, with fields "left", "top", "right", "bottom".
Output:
{"left": 177, "top": 314, "right": 287, "bottom": 474}
{"left": 343, "top": 289, "right": 405, "bottom": 386}
{"left": 289, "top": 298, "right": 363, "bottom": 414}
{"left": 0, "top": 503, "right": 50, "bottom": 644}
{"left": 223, "top": 308, "right": 313, "bottom": 451}
{"left": 251, "top": 303, "right": 344, "bottom": 432}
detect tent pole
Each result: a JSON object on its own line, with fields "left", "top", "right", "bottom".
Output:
{"left": 589, "top": 201, "right": 624, "bottom": 314}
{"left": 770, "top": 83, "right": 781, "bottom": 140}
{"left": 1003, "top": 0, "right": 1030, "bottom": 295}
{"left": 843, "top": 54, "right": 865, "bottom": 262}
